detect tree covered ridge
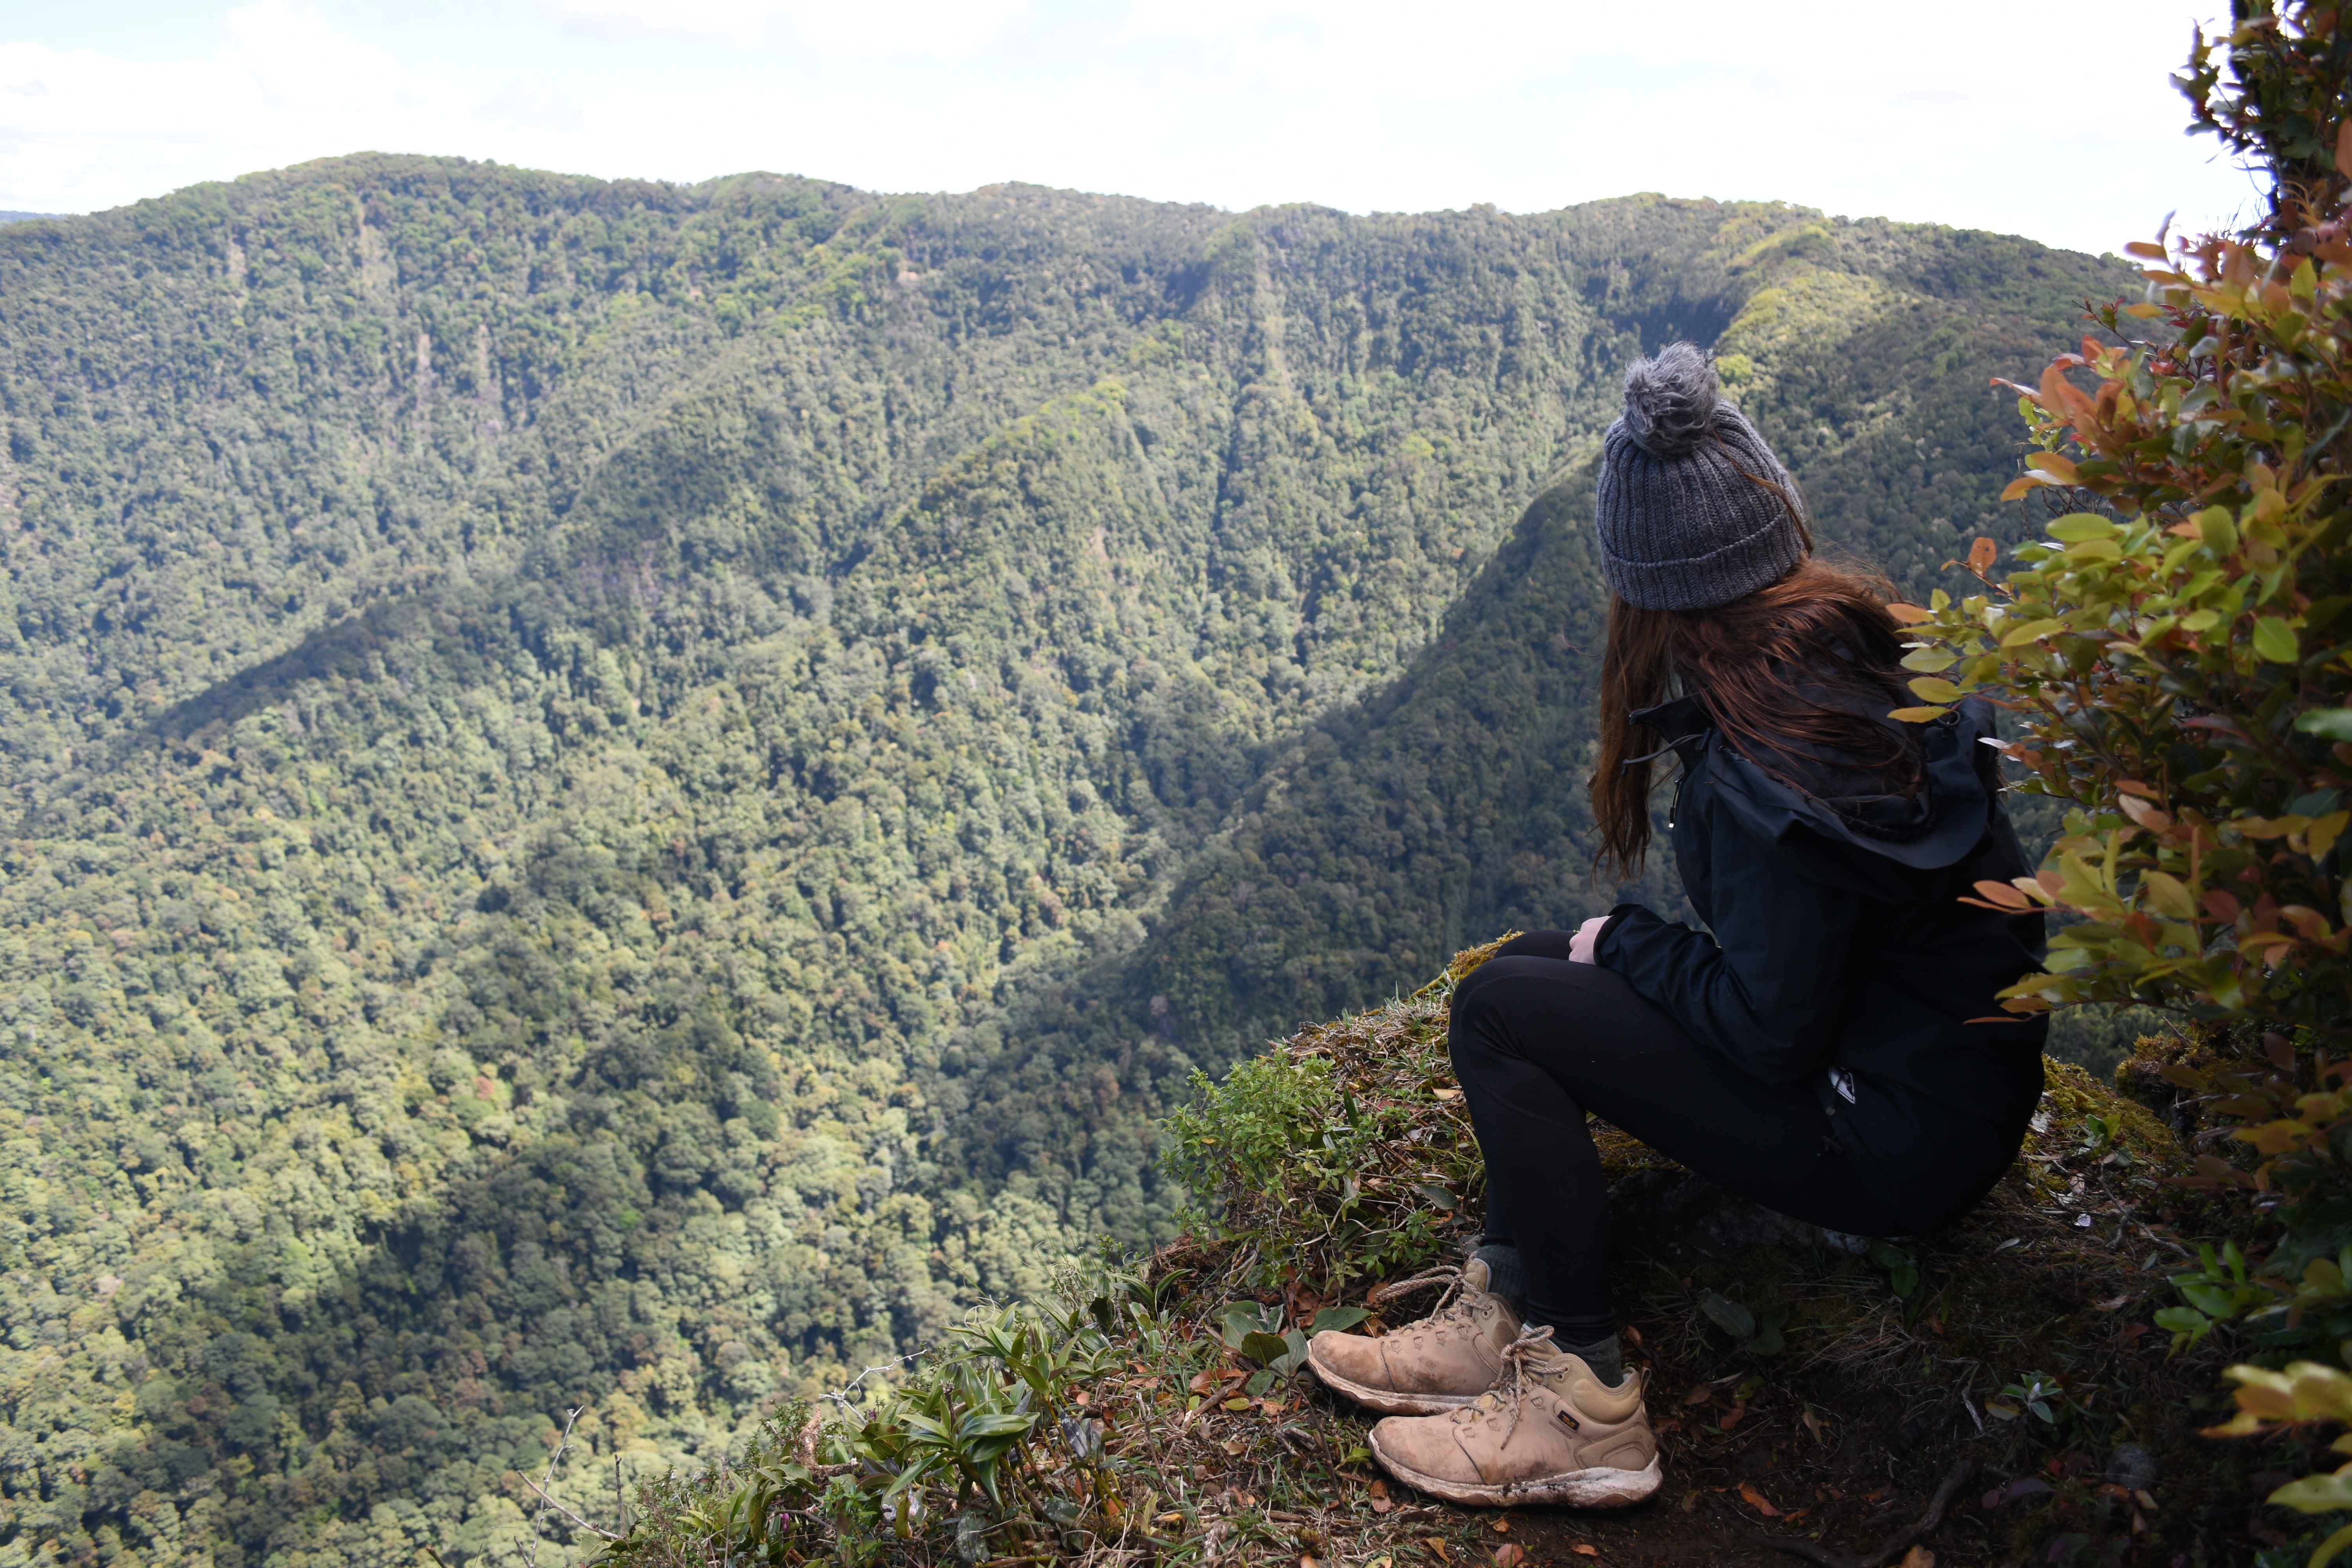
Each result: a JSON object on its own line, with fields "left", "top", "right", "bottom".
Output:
{"left": 0, "top": 154, "right": 2125, "bottom": 1564}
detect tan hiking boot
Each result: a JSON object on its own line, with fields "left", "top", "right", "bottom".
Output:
{"left": 1367, "top": 1328, "right": 1661, "bottom": 1508}
{"left": 1306, "top": 1261, "right": 1521, "bottom": 1415}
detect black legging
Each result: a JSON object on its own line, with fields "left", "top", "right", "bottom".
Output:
{"left": 1448, "top": 931, "right": 1906, "bottom": 1345}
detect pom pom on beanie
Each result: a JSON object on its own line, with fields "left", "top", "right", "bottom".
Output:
{"left": 1620, "top": 341, "right": 1719, "bottom": 457}
{"left": 1594, "top": 343, "right": 1809, "bottom": 612}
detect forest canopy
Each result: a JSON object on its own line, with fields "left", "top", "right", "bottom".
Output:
{"left": 0, "top": 156, "right": 2126, "bottom": 1564}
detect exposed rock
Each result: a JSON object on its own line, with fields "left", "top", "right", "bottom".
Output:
{"left": 2107, "top": 1443, "right": 2159, "bottom": 1493}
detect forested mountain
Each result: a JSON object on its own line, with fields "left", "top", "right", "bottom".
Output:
{"left": 0, "top": 155, "right": 2125, "bottom": 1565}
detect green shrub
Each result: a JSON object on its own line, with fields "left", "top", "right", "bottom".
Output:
{"left": 1160, "top": 941, "right": 1515, "bottom": 1298}
{"left": 1889, "top": 0, "right": 2352, "bottom": 1526}
{"left": 601, "top": 1259, "right": 1169, "bottom": 1567}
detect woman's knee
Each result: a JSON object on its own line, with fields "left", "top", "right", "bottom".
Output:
{"left": 1447, "top": 957, "right": 1555, "bottom": 1071}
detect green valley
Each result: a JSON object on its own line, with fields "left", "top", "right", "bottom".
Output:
{"left": 0, "top": 156, "right": 2127, "bottom": 1565}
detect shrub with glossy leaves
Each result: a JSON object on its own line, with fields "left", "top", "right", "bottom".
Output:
{"left": 1889, "top": 0, "right": 2352, "bottom": 1386}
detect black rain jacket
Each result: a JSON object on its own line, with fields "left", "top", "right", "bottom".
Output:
{"left": 1595, "top": 691, "right": 2048, "bottom": 1231}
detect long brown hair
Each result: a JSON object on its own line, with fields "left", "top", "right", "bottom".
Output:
{"left": 1590, "top": 557, "right": 1919, "bottom": 881}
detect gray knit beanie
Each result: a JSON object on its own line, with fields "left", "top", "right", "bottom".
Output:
{"left": 1594, "top": 342, "right": 1809, "bottom": 611}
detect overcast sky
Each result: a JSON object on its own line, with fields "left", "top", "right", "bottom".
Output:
{"left": 0, "top": 0, "right": 2260, "bottom": 257}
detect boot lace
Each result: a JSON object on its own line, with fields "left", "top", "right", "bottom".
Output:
{"left": 1485, "top": 1322, "right": 1559, "bottom": 1450}
{"left": 1368, "top": 1264, "right": 1470, "bottom": 1312}
{"left": 1367, "top": 1265, "right": 1484, "bottom": 1339}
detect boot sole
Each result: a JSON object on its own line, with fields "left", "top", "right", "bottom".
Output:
{"left": 1306, "top": 1344, "right": 1486, "bottom": 1416}
{"left": 1368, "top": 1433, "right": 1663, "bottom": 1510}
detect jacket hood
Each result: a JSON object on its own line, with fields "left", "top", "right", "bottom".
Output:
{"left": 1631, "top": 691, "right": 1999, "bottom": 888}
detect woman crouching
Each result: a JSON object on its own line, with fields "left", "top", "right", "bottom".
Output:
{"left": 1307, "top": 342, "right": 2048, "bottom": 1507}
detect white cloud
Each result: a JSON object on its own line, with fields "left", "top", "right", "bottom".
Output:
{"left": 533, "top": 0, "right": 1033, "bottom": 54}
{"left": 0, "top": 0, "right": 2270, "bottom": 257}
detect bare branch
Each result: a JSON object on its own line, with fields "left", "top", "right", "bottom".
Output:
{"left": 523, "top": 1472, "right": 621, "bottom": 1541}
{"left": 820, "top": 1344, "right": 934, "bottom": 1411}
{"left": 526, "top": 1406, "right": 587, "bottom": 1568}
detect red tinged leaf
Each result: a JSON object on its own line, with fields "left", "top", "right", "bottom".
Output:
{"left": 2040, "top": 362, "right": 2094, "bottom": 421}
{"left": 1739, "top": 1482, "right": 1781, "bottom": 1517}
{"left": 1971, "top": 879, "right": 2034, "bottom": 909}
{"left": 2202, "top": 889, "right": 2243, "bottom": 922}
{"left": 1887, "top": 601, "right": 1931, "bottom": 625}
{"left": 2283, "top": 906, "right": 2334, "bottom": 941}
{"left": 2338, "top": 118, "right": 2352, "bottom": 176}
{"left": 2195, "top": 1154, "right": 2256, "bottom": 1186}
{"left": 2025, "top": 450, "right": 2080, "bottom": 483}
{"left": 1969, "top": 536, "right": 1999, "bottom": 573}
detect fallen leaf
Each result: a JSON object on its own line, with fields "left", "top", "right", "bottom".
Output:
{"left": 1432, "top": 1087, "right": 1462, "bottom": 1101}
{"left": 1301, "top": 1558, "right": 1322, "bottom": 1568}
{"left": 2093, "top": 1294, "right": 2132, "bottom": 1312}
{"left": 2135, "top": 1488, "right": 2158, "bottom": 1512}
{"left": 1682, "top": 1381, "right": 1719, "bottom": 1406}
{"left": 1261, "top": 1398, "right": 1287, "bottom": 1417}
{"left": 1718, "top": 1406, "right": 1747, "bottom": 1431}
{"left": 1981, "top": 1477, "right": 2052, "bottom": 1510}
{"left": 1739, "top": 1482, "right": 1780, "bottom": 1518}
{"left": 1154, "top": 1512, "right": 1185, "bottom": 1527}
{"left": 1897, "top": 1549, "right": 1935, "bottom": 1568}
{"left": 1221, "top": 1437, "right": 1247, "bottom": 1456}
{"left": 1493, "top": 1546, "right": 1527, "bottom": 1568}
{"left": 1489, "top": 1519, "right": 1510, "bottom": 1534}
{"left": 1371, "top": 1494, "right": 1394, "bottom": 1515}
{"left": 1801, "top": 1409, "right": 1826, "bottom": 1443}
{"left": 1224, "top": 1397, "right": 1252, "bottom": 1412}
{"left": 1573, "top": 1547, "right": 1601, "bottom": 1559}
{"left": 1424, "top": 1538, "right": 1452, "bottom": 1562}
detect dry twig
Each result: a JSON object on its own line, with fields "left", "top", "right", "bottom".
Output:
{"left": 1756, "top": 1458, "right": 1974, "bottom": 1568}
